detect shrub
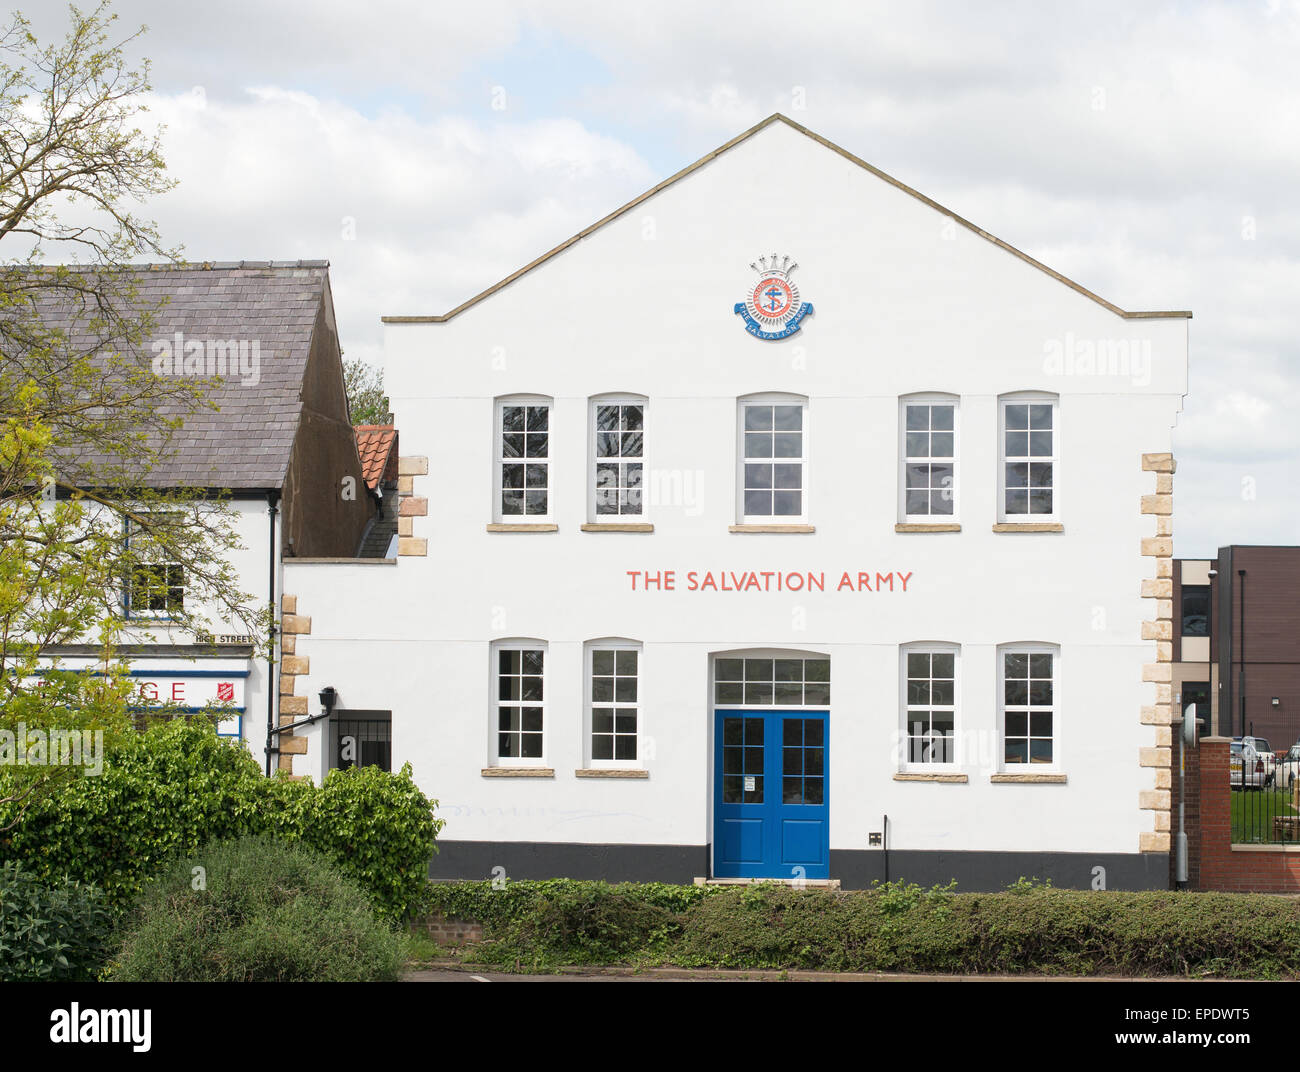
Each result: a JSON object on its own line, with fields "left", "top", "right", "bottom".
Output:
{"left": 421, "top": 879, "right": 1300, "bottom": 979}
{"left": 269, "top": 762, "right": 440, "bottom": 923}
{"left": 0, "top": 862, "right": 114, "bottom": 981}
{"left": 0, "top": 719, "right": 442, "bottom": 920}
{"left": 107, "top": 835, "right": 406, "bottom": 981}
{"left": 0, "top": 719, "right": 269, "bottom": 904}
{"left": 422, "top": 879, "right": 719, "bottom": 968}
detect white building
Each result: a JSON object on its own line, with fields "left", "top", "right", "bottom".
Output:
{"left": 34, "top": 262, "right": 380, "bottom": 775}
{"left": 284, "top": 115, "right": 1190, "bottom": 889}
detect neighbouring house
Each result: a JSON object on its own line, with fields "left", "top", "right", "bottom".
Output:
{"left": 275, "top": 115, "right": 1189, "bottom": 889}
{"left": 1172, "top": 547, "right": 1300, "bottom": 748}
{"left": 28, "top": 261, "right": 377, "bottom": 774}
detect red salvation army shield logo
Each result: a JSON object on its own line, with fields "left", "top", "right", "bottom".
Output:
{"left": 751, "top": 275, "right": 794, "bottom": 319}
{"left": 734, "top": 254, "right": 814, "bottom": 340}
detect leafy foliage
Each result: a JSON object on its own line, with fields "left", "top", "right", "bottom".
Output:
{"left": 343, "top": 357, "right": 390, "bottom": 426}
{"left": 0, "top": 860, "right": 113, "bottom": 980}
{"left": 1, "top": 718, "right": 442, "bottom": 921}
{"left": 0, "top": 2, "right": 266, "bottom": 825}
{"left": 422, "top": 879, "right": 1300, "bottom": 979}
{"left": 271, "top": 760, "right": 444, "bottom": 923}
{"left": 107, "top": 835, "right": 406, "bottom": 981}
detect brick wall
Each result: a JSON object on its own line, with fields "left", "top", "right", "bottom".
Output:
{"left": 412, "top": 913, "right": 483, "bottom": 946}
{"left": 1197, "top": 736, "right": 1300, "bottom": 892}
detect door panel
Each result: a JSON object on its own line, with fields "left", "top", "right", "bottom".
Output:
{"left": 714, "top": 709, "right": 829, "bottom": 879}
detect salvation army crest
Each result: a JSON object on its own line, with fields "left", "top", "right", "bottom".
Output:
{"left": 734, "top": 254, "right": 814, "bottom": 340}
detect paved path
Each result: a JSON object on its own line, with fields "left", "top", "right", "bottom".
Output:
{"left": 404, "top": 962, "right": 1181, "bottom": 983}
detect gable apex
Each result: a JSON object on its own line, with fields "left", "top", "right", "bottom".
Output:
{"left": 384, "top": 113, "right": 1191, "bottom": 325}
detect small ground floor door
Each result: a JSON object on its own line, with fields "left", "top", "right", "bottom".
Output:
{"left": 713, "top": 709, "right": 828, "bottom": 879}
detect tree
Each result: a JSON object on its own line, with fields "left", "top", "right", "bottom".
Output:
{"left": 0, "top": 2, "right": 264, "bottom": 828}
{"left": 343, "top": 357, "right": 390, "bottom": 426}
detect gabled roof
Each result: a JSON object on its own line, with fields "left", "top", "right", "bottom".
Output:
{"left": 19, "top": 261, "right": 331, "bottom": 489}
{"left": 355, "top": 424, "right": 398, "bottom": 492}
{"left": 383, "top": 114, "right": 1191, "bottom": 325}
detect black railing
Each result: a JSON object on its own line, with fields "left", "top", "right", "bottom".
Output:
{"left": 1228, "top": 706, "right": 1300, "bottom": 845}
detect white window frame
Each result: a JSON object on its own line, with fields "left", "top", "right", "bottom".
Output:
{"left": 493, "top": 395, "right": 554, "bottom": 523}
{"left": 997, "top": 392, "right": 1059, "bottom": 523}
{"left": 587, "top": 395, "right": 648, "bottom": 523}
{"left": 584, "top": 638, "right": 643, "bottom": 769}
{"left": 710, "top": 648, "right": 831, "bottom": 709}
{"left": 736, "top": 394, "right": 809, "bottom": 525}
{"left": 898, "top": 394, "right": 959, "bottom": 523}
{"left": 123, "top": 514, "right": 186, "bottom": 621}
{"left": 898, "top": 642, "right": 960, "bottom": 770}
{"left": 997, "top": 642, "right": 1060, "bottom": 771}
{"left": 489, "top": 639, "right": 548, "bottom": 767}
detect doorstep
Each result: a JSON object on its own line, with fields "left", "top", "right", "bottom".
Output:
{"left": 693, "top": 876, "right": 842, "bottom": 889}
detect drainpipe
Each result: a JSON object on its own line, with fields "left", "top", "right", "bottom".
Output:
{"left": 1238, "top": 568, "right": 1247, "bottom": 739}
{"left": 882, "top": 814, "right": 890, "bottom": 885}
{"left": 264, "top": 490, "right": 280, "bottom": 777}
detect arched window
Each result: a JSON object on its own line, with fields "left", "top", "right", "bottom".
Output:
{"left": 736, "top": 393, "right": 808, "bottom": 524}
{"left": 998, "top": 392, "right": 1059, "bottom": 522}
{"left": 494, "top": 395, "right": 553, "bottom": 522}
{"left": 489, "top": 638, "right": 548, "bottom": 766}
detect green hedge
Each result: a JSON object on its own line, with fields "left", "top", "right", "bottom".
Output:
{"left": 423, "top": 879, "right": 720, "bottom": 966}
{"left": 0, "top": 719, "right": 441, "bottom": 921}
{"left": 0, "top": 862, "right": 114, "bottom": 981}
{"left": 422, "top": 879, "right": 1300, "bottom": 978}
{"left": 108, "top": 836, "right": 406, "bottom": 981}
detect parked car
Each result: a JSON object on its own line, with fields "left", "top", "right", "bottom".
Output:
{"left": 1230, "top": 736, "right": 1276, "bottom": 790}
{"left": 1276, "top": 743, "right": 1300, "bottom": 790}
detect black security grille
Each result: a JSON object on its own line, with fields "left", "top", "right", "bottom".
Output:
{"left": 329, "top": 710, "right": 392, "bottom": 773}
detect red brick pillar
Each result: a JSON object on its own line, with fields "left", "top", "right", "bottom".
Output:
{"left": 1197, "top": 737, "right": 1231, "bottom": 888}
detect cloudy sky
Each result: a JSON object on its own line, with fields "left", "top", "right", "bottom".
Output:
{"left": 21, "top": 0, "right": 1300, "bottom": 556}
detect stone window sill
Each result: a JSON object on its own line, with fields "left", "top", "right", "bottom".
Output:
{"left": 575, "top": 768, "right": 649, "bottom": 779}
{"left": 990, "top": 772, "right": 1068, "bottom": 784}
{"left": 895, "top": 523, "right": 961, "bottom": 533}
{"left": 729, "top": 524, "right": 816, "bottom": 534}
{"left": 486, "top": 523, "right": 558, "bottom": 533}
{"left": 893, "top": 772, "right": 969, "bottom": 783}
{"left": 481, "top": 767, "right": 555, "bottom": 777}
{"left": 581, "top": 523, "right": 654, "bottom": 533}
{"left": 992, "top": 523, "right": 1064, "bottom": 533}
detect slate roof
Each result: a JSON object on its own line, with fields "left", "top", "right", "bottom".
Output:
{"left": 355, "top": 424, "right": 398, "bottom": 492}
{"left": 15, "top": 261, "right": 332, "bottom": 490}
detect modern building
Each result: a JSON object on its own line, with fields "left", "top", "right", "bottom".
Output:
{"left": 281, "top": 114, "right": 1191, "bottom": 890}
{"left": 1173, "top": 547, "right": 1300, "bottom": 748}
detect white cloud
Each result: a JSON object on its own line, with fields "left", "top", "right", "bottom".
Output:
{"left": 143, "top": 87, "right": 656, "bottom": 369}
{"left": 21, "top": 0, "right": 1300, "bottom": 550}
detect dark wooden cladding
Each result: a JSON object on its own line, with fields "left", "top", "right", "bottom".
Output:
{"left": 280, "top": 279, "right": 375, "bottom": 559}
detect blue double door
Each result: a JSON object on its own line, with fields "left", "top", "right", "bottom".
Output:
{"left": 713, "top": 709, "right": 829, "bottom": 879}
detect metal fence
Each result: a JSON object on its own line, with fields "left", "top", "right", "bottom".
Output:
{"left": 1226, "top": 705, "right": 1300, "bottom": 845}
